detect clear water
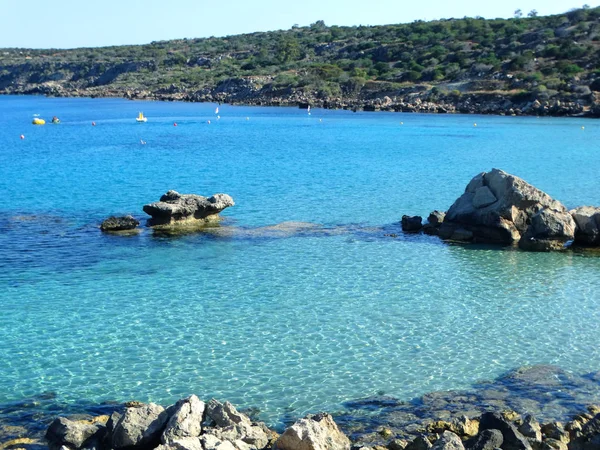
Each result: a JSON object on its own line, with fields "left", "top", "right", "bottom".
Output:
{"left": 1, "top": 96, "right": 599, "bottom": 427}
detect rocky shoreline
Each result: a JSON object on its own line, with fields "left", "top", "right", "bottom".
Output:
{"left": 2, "top": 86, "right": 599, "bottom": 118}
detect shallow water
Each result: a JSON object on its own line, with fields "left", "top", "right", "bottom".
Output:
{"left": 0, "top": 96, "right": 599, "bottom": 429}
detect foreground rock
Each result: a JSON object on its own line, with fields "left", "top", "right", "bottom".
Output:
{"left": 143, "top": 191, "right": 234, "bottom": 231}
{"left": 100, "top": 215, "right": 140, "bottom": 232}
{"left": 274, "top": 413, "right": 350, "bottom": 450}
{"left": 112, "top": 403, "right": 169, "bottom": 448}
{"left": 570, "top": 206, "right": 600, "bottom": 246}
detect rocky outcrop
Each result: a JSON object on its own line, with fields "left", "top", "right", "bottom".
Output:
{"left": 401, "top": 215, "right": 423, "bottom": 233}
{"left": 274, "top": 413, "right": 350, "bottom": 450}
{"left": 143, "top": 191, "right": 234, "bottom": 230}
{"left": 112, "top": 403, "right": 169, "bottom": 449}
{"left": 100, "top": 215, "right": 140, "bottom": 232}
{"left": 439, "top": 169, "right": 569, "bottom": 246}
{"left": 570, "top": 206, "right": 600, "bottom": 246}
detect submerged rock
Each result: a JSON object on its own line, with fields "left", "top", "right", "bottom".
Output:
{"left": 440, "top": 169, "right": 570, "bottom": 248}
{"left": 100, "top": 215, "right": 140, "bottom": 232}
{"left": 143, "top": 191, "right": 234, "bottom": 230}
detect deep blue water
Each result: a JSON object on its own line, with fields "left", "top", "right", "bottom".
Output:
{"left": 0, "top": 95, "right": 599, "bottom": 428}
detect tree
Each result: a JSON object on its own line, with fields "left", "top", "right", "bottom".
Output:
{"left": 528, "top": 10, "right": 538, "bottom": 17}
{"left": 514, "top": 9, "right": 523, "bottom": 18}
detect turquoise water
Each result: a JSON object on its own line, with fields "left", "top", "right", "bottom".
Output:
{"left": 1, "top": 96, "right": 600, "bottom": 427}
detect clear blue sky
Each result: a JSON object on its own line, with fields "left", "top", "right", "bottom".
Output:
{"left": 0, "top": 0, "right": 596, "bottom": 49}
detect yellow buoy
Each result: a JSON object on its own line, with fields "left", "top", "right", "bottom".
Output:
{"left": 473, "top": 123, "right": 477, "bottom": 127}
{"left": 32, "top": 118, "right": 45, "bottom": 125}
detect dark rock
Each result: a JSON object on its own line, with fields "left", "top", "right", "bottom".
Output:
{"left": 405, "top": 436, "right": 433, "bottom": 450}
{"left": 465, "top": 429, "right": 503, "bottom": 450}
{"left": 112, "top": 403, "right": 169, "bottom": 449}
{"left": 540, "top": 439, "right": 566, "bottom": 450}
{"left": 479, "top": 412, "right": 532, "bottom": 450}
{"left": 428, "top": 211, "right": 446, "bottom": 227}
{"left": 45, "top": 418, "right": 103, "bottom": 450}
{"left": 570, "top": 206, "right": 600, "bottom": 246}
{"left": 518, "top": 416, "right": 542, "bottom": 442}
{"left": 569, "top": 413, "right": 600, "bottom": 450}
{"left": 540, "top": 423, "right": 569, "bottom": 444}
{"left": 388, "top": 439, "right": 409, "bottom": 450}
{"left": 431, "top": 432, "right": 464, "bottom": 450}
{"left": 518, "top": 209, "right": 575, "bottom": 251}
{"left": 100, "top": 215, "right": 139, "bottom": 232}
{"left": 402, "top": 216, "right": 423, "bottom": 233}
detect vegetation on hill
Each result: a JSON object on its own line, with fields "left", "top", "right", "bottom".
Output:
{"left": 2, "top": 6, "right": 600, "bottom": 115}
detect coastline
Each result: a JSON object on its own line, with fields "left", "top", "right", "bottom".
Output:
{"left": 1, "top": 88, "right": 597, "bottom": 119}
{"left": 2, "top": 364, "right": 600, "bottom": 449}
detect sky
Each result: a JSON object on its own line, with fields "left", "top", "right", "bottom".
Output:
{"left": 0, "top": 0, "right": 597, "bottom": 49}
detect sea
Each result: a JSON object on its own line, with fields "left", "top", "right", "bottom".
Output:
{"left": 0, "top": 95, "right": 599, "bottom": 434}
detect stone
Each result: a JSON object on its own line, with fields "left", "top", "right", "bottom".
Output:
{"left": 45, "top": 418, "right": 103, "bottom": 450}
{"left": 431, "top": 432, "right": 464, "bottom": 450}
{"left": 112, "top": 403, "right": 169, "bottom": 449}
{"left": 162, "top": 395, "right": 205, "bottom": 443}
{"left": 405, "top": 436, "right": 433, "bottom": 450}
{"left": 479, "top": 412, "right": 532, "bottom": 450}
{"left": 518, "top": 209, "right": 575, "bottom": 251}
{"left": 143, "top": 191, "right": 234, "bottom": 228}
{"left": 569, "top": 413, "right": 600, "bottom": 450}
{"left": 465, "top": 429, "right": 503, "bottom": 450}
{"left": 388, "top": 439, "right": 409, "bottom": 450}
{"left": 540, "top": 423, "right": 569, "bottom": 444}
{"left": 518, "top": 416, "right": 542, "bottom": 442}
{"left": 206, "top": 422, "right": 269, "bottom": 450}
{"left": 100, "top": 215, "right": 139, "bottom": 232}
{"left": 428, "top": 211, "right": 446, "bottom": 227}
{"left": 540, "top": 439, "right": 566, "bottom": 450}
{"left": 156, "top": 437, "right": 204, "bottom": 450}
{"left": 202, "top": 435, "right": 238, "bottom": 450}
{"left": 442, "top": 169, "right": 568, "bottom": 245}
{"left": 570, "top": 206, "right": 600, "bottom": 246}
{"left": 274, "top": 413, "right": 350, "bottom": 450}
{"left": 402, "top": 216, "right": 423, "bottom": 233}
{"left": 206, "top": 400, "right": 252, "bottom": 428}
{"left": 426, "top": 417, "right": 478, "bottom": 437}
{"left": 472, "top": 187, "right": 497, "bottom": 209}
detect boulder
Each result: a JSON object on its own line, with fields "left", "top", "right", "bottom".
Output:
{"left": 112, "top": 403, "right": 169, "bottom": 449}
{"left": 405, "top": 435, "right": 433, "bottom": 450}
{"left": 428, "top": 211, "right": 446, "bottom": 227}
{"left": 205, "top": 400, "right": 269, "bottom": 450}
{"left": 143, "top": 191, "right": 234, "bottom": 228}
{"left": 518, "top": 209, "right": 575, "bottom": 251}
{"left": 202, "top": 434, "right": 248, "bottom": 450}
{"left": 100, "top": 215, "right": 139, "bottom": 232}
{"left": 274, "top": 413, "right": 350, "bottom": 450}
{"left": 46, "top": 417, "right": 104, "bottom": 450}
{"left": 541, "top": 439, "right": 567, "bottom": 450}
{"left": 206, "top": 400, "right": 251, "bottom": 428}
{"left": 518, "top": 416, "right": 542, "bottom": 442}
{"left": 570, "top": 206, "right": 600, "bottom": 246}
{"left": 426, "top": 416, "right": 478, "bottom": 437}
{"left": 431, "top": 432, "right": 464, "bottom": 450}
{"left": 442, "top": 169, "right": 568, "bottom": 246}
{"left": 465, "top": 429, "right": 503, "bottom": 450}
{"left": 162, "top": 395, "right": 205, "bottom": 443}
{"left": 479, "top": 412, "right": 532, "bottom": 450}
{"left": 540, "top": 423, "right": 569, "bottom": 444}
{"left": 569, "top": 413, "right": 600, "bottom": 450}
{"left": 157, "top": 437, "right": 204, "bottom": 450}
{"left": 402, "top": 215, "right": 423, "bottom": 233}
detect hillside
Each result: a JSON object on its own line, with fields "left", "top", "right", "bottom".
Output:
{"left": 2, "top": 7, "right": 600, "bottom": 116}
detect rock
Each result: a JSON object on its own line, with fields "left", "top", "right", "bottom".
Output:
{"left": 540, "top": 423, "right": 569, "bottom": 444}
{"left": 112, "top": 403, "right": 169, "bottom": 449}
{"left": 442, "top": 169, "right": 568, "bottom": 245}
{"left": 570, "top": 206, "right": 600, "bottom": 246}
{"left": 274, "top": 413, "right": 350, "bottom": 450}
{"left": 162, "top": 395, "right": 205, "bottom": 443}
{"left": 206, "top": 400, "right": 252, "bottom": 428}
{"left": 100, "top": 215, "right": 139, "bottom": 232}
{"left": 45, "top": 418, "right": 104, "bottom": 450}
{"left": 439, "top": 226, "right": 473, "bottom": 242}
{"left": 402, "top": 216, "right": 423, "bottom": 233}
{"left": 465, "top": 429, "right": 503, "bottom": 450}
{"left": 569, "top": 413, "right": 600, "bottom": 450}
{"left": 426, "top": 417, "right": 478, "bottom": 438}
{"left": 206, "top": 422, "right": 269, "bottom": 450}
{"left": 518, "top": 209, "right": 575, "bottom": 251}
{"left": 388, "top": 439, "right": 409, "bottom": 450}
{"left": 518, "top": 416, "right": 542, "bottom": 442}
{"left": 405, "top": 436, "right": 433, "bottom": 450}
{"left": 202, "top": 434, "right": 246, "bottom": 450}
{"left": 143, "top": 191, "right": 234, "bottom": 228}
{"left": 157, "top": 437, "right": 204, "bottom": 450}
{"left": 540, "top": 439, "right": 567, "bottom": 450}
{"left": 472, "top": 187, "right": 497, "bottom": 209}
{"left": 479, "top": 412, "right": 532, "bottom": 450}
{"left": 431, "top": 432, "right": 464, "bottom": 450}
{"left": 428, "top": 211, "right": 446, "bottom": 227}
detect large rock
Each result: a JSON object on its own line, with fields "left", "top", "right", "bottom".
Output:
{"left": 518, "top": 209, "right": 575, "bottom": 251}
{"left": 45, "top": 417, "right": 104, "bottom": 450}
{"left": 112, "top": 403, "right": 169, "bottom": 449}
{"left": 465, "top": 429, "right": 503, "bottom": 450}
{"left": 206, "top": 400, "right": 251, "bottom": 428}
{"left": 100, "top": 215, "right": 140, "bottom": 232}
{"left": 431, "top": 431, "right": 464, "bottom": 450}
{"left": 143, "top": 191, "right": 234, "bottom": 228}
{"left": 570, "top": 206, "right": 600, "bottom": 246}
{"left": 402, "top": 215, "right": 423, "bottom": 233}
{"left": 569, "top": 412, "right": 600, "bottom": 450}
{"left": 479, "top": 412, "right": 531, "bottom": 450}
{"left": 162, "top": 395, "right": 205, "bottom": 443}
{"left": 205, "top": 400, "right": 269, "bottom": 450}
{"left": 405, "top": 436, "right": 433, "bottom": 450}
{"left": 274, "top": 413, "right": 350, "bottom": 450}
{"left": 518, "top": 415, "right": 542, "bottom": 442}
{"left": 440, "top": 169, "right": 569, "bottom": 246}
